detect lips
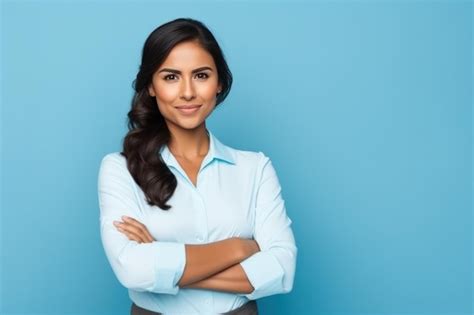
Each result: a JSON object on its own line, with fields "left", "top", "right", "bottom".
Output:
{"left": 176, "top": 104, "right": 202, "bottom": 109}
{"left": 175, "top": 104, "right": 202, "bottom": 116}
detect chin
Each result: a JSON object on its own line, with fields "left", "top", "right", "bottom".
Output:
{"left": 176, "top": 120, "right": 205, "bottom": 130}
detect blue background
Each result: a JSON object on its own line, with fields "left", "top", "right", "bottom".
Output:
{"left": 1, "top": 0, "right": 472, "bottom": 314}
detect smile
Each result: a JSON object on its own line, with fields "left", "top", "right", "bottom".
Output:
{"left": 175, "top": 105, "right": 202, "bottom": 115}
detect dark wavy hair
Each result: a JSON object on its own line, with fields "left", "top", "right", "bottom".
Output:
{"left": 120, "top": 18, "right": 233, "bottom": 210}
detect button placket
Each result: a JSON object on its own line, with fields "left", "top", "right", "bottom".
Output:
{"left": 194, "top": 189, "right": 209, "bottom": 243}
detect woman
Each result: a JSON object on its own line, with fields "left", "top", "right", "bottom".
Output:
{"left": 98, "top": 18, "right": 297, "bottom": 314}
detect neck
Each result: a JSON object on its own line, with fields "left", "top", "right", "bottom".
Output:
{"left": 167, "top": 124, "right": 210, "bottom": 160}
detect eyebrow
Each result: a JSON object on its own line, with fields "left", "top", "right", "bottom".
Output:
{"left": 157, "top": 66, "right": 213, "bottom": 74}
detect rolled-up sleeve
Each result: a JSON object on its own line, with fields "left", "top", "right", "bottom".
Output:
{"left": 238, "top": 153, "right": 298, "bottom": 300}
{"left": 98, "top": 153, "right": 186, "bottom": 295}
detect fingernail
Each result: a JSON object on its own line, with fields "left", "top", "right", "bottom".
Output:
{"left": 122, "top": 216, "right": 128, "bottom": 220}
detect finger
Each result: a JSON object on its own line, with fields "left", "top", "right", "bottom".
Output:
{"left": 122, "top": 216, "right": 146, "bottom": 230}
{"left": 122, "top": 216, "right": 155, "bottom": 243}
{"left": 143, "top": 229, "right": 155, "bottom": 243}
{"left": 115, "top": 223, "right": 148, "bottom": 243}
{"left": 148, "top": 234, "right": 156, "bottom": 242}
{"left": 117, "top": 226, "right": 145, "bottom": 243}
{"left": 120, "top": 226, "right": 148, "bottom": 243}
{"left": 118, "top": 222, "right": 153, "bottom": 243}
{"left": 116, "top": 220, "right": 147, "bottom": 241}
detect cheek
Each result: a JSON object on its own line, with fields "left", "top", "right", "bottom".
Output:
{"left": 197, "top": 83, "right": 219, "bottom": 99}
{"left": 156, "top": 84, "right": 179, "bottom": 102}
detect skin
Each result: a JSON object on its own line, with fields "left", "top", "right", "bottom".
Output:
{"left": 113, "top": 40, "right": 260, "bottom": 294}
{"left": 148, "top": 39, "right": 221, "bottom": 165}
{"left": 114, "top": 216, "right": 260, "bottom": 293}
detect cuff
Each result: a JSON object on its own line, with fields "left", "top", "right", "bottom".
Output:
{"left": 146, "top": 241, "right": 186, "bottom": 295}
{"left": 238, "top": 251, "right": 285, "bottom": 300}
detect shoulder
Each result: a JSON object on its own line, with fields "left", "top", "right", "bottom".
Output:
{"left": 226, "top": 145, "right": 271, "bottom": 170}
{"left": 99, "top": 152, "right": 128, "bottom": 174}
{"left": 100, "top": 151, "right": 126, "bottom": 164}
{"left": 97, "top": 152, "right": 138, "bottom": 192}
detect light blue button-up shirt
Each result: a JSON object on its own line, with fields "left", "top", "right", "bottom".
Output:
{"left": 98, "top": 129, "right": 297, "bottom": 314}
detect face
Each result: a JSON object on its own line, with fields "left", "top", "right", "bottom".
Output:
{"left": 148, "top": 40, "right": 222, "bottom": 131}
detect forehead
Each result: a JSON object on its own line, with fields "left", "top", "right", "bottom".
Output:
{"left": 159, "top": 41, "right": 215, "bottom": 69}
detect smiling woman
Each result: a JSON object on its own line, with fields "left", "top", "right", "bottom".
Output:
{"left": 147, "top": 40, "right": 222, "bottom": 128}
{"left": 97, "top": 17, "right": 297, "bottom": 315}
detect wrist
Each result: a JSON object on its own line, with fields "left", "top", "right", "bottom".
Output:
{"left": 231, "top": 237, "right": 246, "bottom": 263}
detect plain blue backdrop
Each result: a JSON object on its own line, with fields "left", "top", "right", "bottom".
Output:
{"left": 1, "top": 0, "right": 472, "bottom": 314}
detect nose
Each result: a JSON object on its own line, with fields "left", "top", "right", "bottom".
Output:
{"left": 180, "top": 76, "right": 196, "bottom": 101}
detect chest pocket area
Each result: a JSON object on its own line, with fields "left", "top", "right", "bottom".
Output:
{"left": 133, "top": 182, "right": 199, "bottom": 243}
{"left": 205, "top": 184, "right": 255, "bottom": 240}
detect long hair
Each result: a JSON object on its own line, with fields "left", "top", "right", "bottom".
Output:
{"left": 120, "top": 18, "right": 233, "bottom": 210}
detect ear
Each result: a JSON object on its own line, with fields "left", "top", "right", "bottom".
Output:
{"left": 217, "top": 83, "right": 222, "bottom": 94}
{"left": 148, "top": 84, "right": 155, "bottom": 97}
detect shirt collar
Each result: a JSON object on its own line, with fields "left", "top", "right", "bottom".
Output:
{"left": 159, "top": 129, "right": 236, "bottom": 171}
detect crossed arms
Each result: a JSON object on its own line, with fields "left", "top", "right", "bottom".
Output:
{"left": 98, "top": 152, "right": 297, "bottom": 300}
{"left": 113, "top": 215, "right": 260, "bottom": 294}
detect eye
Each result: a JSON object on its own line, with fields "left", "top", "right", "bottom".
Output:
{"left": 196, "top": 73, "right": 209, "bottom": 80}
{"left": 164, "top": 74, "right": 177, "bottom": 81}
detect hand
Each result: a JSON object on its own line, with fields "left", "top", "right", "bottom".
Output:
{"left": 113, "top": 216, "right": 156, "bottom": 244}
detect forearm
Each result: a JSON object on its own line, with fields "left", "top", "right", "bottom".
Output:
{"left": 181, "top": 262, "right": 254, "bottom": 294}
{"left": 177, "top": 237, "right": 246, "bottom": 287}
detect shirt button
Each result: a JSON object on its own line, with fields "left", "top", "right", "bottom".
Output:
{"left": 205, "top": 298, "right": 211, "bottom": 305}
{"left": 197, "top": 236, "right": 203, "bottom": 242}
